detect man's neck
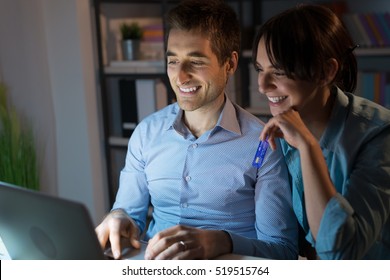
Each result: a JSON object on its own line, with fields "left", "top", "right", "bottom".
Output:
{"left": 183, "top": 96, "right": 225, "bottom": 138}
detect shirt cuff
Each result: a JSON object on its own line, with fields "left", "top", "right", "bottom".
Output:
{"left": 308, "top": 193, "right": 354, "bottom": 254}
{"left": 228, "top": 232, "right": 256, "bottom": 256}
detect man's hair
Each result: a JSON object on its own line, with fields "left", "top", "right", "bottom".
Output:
{"left": 252, "top": 4, "right": 357, "bottom": 93}
{"left": 166, "top": 0, "right": 241, "bottom": 66}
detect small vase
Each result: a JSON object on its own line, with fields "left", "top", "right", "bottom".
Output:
{"left": 121, "top": 39, "right": 141, "bottom": 60}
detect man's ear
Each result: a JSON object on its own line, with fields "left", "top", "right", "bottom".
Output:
{"left": 323, "top": 58, "right": 339, "bottom": 85}
{"left": 226, "top": 51, "right": 239, "bottom": 75}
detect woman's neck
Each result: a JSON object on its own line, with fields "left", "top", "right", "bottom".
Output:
{"left": 302, "top": 87, "right": 336, "bottom": 140}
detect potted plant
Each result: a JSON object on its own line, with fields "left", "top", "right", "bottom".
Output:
{"left": 0, "top": 83, "right": 40, "bottom": 190}
{"left": 120, "top": 22, "right": 143, "bottom": 60}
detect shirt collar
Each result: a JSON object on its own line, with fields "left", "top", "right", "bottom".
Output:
{"left": 218, "top": 95, "right": 241, "bottom": 135}
{"left": 170, "top": 94, "right": 242, "bottom": 136}
{"left": 320, "top": 87, "right": 347, "bottom": 149}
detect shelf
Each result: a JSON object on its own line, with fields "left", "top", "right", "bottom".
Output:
{"left": 104, "top": 59, "right": 165, "bottom": 74}
{"left": 108, "top": 136, "right": 129, "bottom": 148}
{"left": 97, "top": 0, "right": 177, "bottom": 4}
{"left": 242, "top": 47, "right": 390, "bottom": 58}
{"left": 355, "top": 47, "right": 390, "bottom": 56}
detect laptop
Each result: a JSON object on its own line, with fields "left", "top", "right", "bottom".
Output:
{"left": 0, "top": 181, "right": 146, "bottom": 260}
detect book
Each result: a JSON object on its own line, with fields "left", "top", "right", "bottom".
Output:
{"left": 155, "top": 80, "right": 168, "bottom": 110}
{"left": 358, "top": 71, "right": 390, "bottom": 108}
{"left": 386, "top": 73, "right": 390, "bottom": 108}
{"left": 364, "top": 13, "right": 385, "bottom": 47}
{"left": 376, "top": 13, "right": 390, "bottom": 47}
{"left": 343, "top": 13, "right": 366, "bottom": 48}
{"left": 359, "top": 13, "right": 379, "bottom": 47}
{"left": 119, "top": 79, "right": 138, "bottom": 138}
{"left": 348, "top": 13, "right": 372, "bottom": 48}
{"left": 135, "top": 79, "right": 157, "bottom": 121}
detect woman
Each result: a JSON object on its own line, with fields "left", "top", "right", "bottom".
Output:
{"left": 253, "top": 4, "right": 390, "bottom": 259}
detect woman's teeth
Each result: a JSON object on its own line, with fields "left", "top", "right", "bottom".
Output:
{"left": 268, "top": 96, "right": 287, "bottom": 103}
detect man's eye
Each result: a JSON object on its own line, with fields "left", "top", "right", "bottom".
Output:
{"left": 168, "top": 60, "right": 178, "bottom": 65}
{"left": 191, "top": 61, "right": 205, "bottom": 66}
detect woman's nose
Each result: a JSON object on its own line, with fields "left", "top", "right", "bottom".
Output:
{"left": 257, "top": 72, "right": 275, "bottom": 94}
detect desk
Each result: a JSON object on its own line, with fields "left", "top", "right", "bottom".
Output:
{"left": 118, "top": 241, "right": 266, "bottom": 260}
{"left": 214, "top": 253, "right": 266, "bottom": 260}
{"left": 0, "top": 237, "right": 264, "bottom": 260}
{"left": 0, "top": 237, "right": 11, "bottom": 260}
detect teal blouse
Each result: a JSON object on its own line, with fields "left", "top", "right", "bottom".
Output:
{"left": 281, "top": 87, "right": 390, "bottom": 259}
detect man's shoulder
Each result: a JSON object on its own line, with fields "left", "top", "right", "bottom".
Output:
{"left": 140, "top": 103, "right": 178, "bottom": 123}
{"left": 233, "top": 103, "right": 265, "bottom": 128}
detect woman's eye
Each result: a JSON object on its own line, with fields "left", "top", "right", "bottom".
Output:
{"left": 274, "top": 71, "right": 286, "bottom": 77}
{"left": 254, "top": 66, "right": 262, "bottom": 73}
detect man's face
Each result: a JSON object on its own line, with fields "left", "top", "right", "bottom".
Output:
{"left": 166, "top": 28, "right": 230, "bottom": 113}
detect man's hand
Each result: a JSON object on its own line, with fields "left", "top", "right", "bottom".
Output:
{"left": 144, "top": 225, "right": 232, "bottom": 260}
{"left": 95, "top": 209, "right": 140, "bottom": 259}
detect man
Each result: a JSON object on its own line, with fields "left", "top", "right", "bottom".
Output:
{"left": 95, "top": 0, "right": 298, "bottom": 260}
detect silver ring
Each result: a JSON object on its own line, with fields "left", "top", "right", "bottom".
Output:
{"left": 179, "top": 241, "right": 187, "bottom": 251}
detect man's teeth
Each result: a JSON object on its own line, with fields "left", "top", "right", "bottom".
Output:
{"left": 180, "top": 86, "right": 197, "bottom": 93}
{"left": 268, "top": 96, "right": 287, "bottom": 103}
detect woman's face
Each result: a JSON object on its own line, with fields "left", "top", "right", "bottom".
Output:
{"left": 255, "top": 38, "right": 321, "bottom": 117}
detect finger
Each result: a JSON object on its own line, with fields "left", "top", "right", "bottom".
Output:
{"left": 154, "top": 241, "right": 189, "bottom": 260}
{"left": 95, "top": 224, "right": 108, "bottom": 249}
{"left": 172, "top": 245, "right": 204, "bottom": 260}
{"left": 117, "top": 235, "right": 141, "bottom": 256}
{"left": 145, "top": 233, "right": 180, "bottom": 260}
{"left": 109, "top": 227, "right": 122, "bottom": 259}
{"left": 147, "top": 225, "right": 182, "bottom": 249}
{"left": 260, "top": 117, "right": 279, "bottom": 141}
{"left": 129, "top": 236, "right": 141, "bottom": 249}
{"left": 145, "top": 236, "right": 171, "bottom": 260}
{"left": 267, "top": 125, "right": 281, "bottom": 150}
{"left": 259, "top": 125, "right": 270, "bottom": 141}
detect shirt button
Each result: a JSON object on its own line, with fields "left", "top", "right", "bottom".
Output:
{"left": 185, "top": 176, "right": 191, "bottom": 182}
{"left": 192, "top": 143, "right": 198, "bottom": 149}
{"left": 181, "top": 203, "right": 188, "bottom": 208}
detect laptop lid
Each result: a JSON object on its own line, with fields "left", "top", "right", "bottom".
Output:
{"left": 0, "top": 181, "right": 105, "bottom": 260}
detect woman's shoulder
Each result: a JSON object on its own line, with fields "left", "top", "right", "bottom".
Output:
{"left": 340, "top": 91, "right": 390, "bottom": 129}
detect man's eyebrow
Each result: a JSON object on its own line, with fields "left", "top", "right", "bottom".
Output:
{"left": 166, "top": 50, "right": 175, "bottom": 57}
{"left": 166, "top": 50, "right": 209, "bottom": 59}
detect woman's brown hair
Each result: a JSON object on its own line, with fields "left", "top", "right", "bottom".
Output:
{"left": 252, "top": 4, "right": 357, "bottom": 93}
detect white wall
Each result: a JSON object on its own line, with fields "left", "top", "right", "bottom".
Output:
{"left": 0, "top": 0, "right": 109, "bottom": 224}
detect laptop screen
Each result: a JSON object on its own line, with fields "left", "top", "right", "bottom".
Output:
{"left": 0, "top": 181, "right": 105, "bottom": 260}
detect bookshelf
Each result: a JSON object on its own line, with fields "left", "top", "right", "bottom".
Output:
{"left": 92, "top": 0, "right": 172, "bottom": 204}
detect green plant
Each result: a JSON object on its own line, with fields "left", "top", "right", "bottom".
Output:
{"left": 120, "top": 22, "right": 143, "bottom": 40}
{"left": 0, "top": 83, "right": 39, "bottom": 190}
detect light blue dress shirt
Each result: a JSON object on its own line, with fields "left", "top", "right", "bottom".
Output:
{"left": 281, "top": 87, "right": 390, "bottom": 259}
{"left": 113, "top": 96, "right": 298, "bottom": 259}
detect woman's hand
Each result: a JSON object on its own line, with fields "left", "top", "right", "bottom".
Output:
{"left": 260, "top": 109, "right": 315, "bottom": 151}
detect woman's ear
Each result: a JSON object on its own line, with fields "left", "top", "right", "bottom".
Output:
{"left": 323, "top": 58, "right": 339, "bottom": 86}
